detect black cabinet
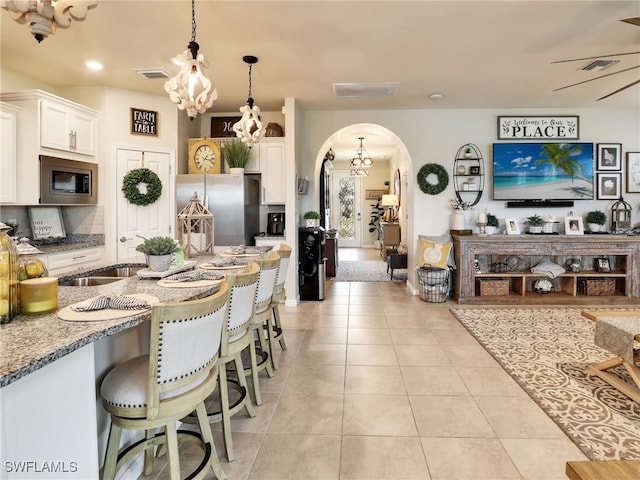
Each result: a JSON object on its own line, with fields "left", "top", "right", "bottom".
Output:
{"left": 325, "top": 237, "right": 338, "bottom": 277}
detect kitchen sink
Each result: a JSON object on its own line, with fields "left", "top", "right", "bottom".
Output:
{"left": 58, "top": 277, "right": 124, "bottom": 287}
{"left": 89, "top": 266, "right": 142, "bottom": 278}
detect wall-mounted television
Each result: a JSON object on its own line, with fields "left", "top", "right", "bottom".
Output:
{"left": 492, "top": 143, "right": 594, "bottom": 201}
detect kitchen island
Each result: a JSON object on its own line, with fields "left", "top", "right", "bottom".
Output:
{"left": 0, "top": 262, "right": 221, "bottom": 479}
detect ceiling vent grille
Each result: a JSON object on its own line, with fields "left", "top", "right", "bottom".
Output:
{"left": 133, "top": 68, "right": 171, "bottom": 79}
{"left": 581, "top": 59, "right": 621, "bottom": 72}
{"left": 333, "top": 82, "right": 399, "bottom": 97}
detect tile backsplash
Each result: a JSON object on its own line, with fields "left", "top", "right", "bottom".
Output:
{"left": 0, "top": 205, "right": 104, "bottom": 238}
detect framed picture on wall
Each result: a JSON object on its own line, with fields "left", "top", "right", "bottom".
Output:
{"left": 626, "top": 152, "right": 640, "bottom": 193}
{"left": 597, "top": 172, "right": 622, "bottom": 199}
{"left": 596, "top": 143, "right": 622, "bottom": 170}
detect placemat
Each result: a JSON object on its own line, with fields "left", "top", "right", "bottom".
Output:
{"left": 199, "top": 263, "right": 246, "bottom": 271}
{"left": 58, "top": 294, "right": 159, "bottom": 322}
{"left": 157, "top": 278, "right": 223, "bottom": 288}
{"left": 136, "top": 261, "right": 196, "bottom": 278}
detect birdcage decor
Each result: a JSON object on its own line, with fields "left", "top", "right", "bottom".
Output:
{"left": 177, "top": 192, "right": 214, "bottom": 257}
{"left": 610, "top": 196, "right": 631, "bottom": 234}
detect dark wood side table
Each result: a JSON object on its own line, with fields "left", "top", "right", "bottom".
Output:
{"left": 325, "top": 237, "right": 338, "bottom": 277}
{"left": 566, "top": 460, "right": 640, "bottom": 480}
{"left": 386, "top": 253, "right": 407, "bottom": 280}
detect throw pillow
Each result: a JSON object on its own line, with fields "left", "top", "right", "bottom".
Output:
{"left": 418, "top": 238, "right": 452, "bottom": 270}
{"left": 418, "top": 235, "right": 456, "bottom": 269}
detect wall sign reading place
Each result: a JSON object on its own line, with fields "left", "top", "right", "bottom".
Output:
{"left": 497, "top": 116, "right": 579, "bottom": 140}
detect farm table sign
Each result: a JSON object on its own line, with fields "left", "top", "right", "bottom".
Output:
{"left": 497, "top": 116, "right": 579, "bottom": 140}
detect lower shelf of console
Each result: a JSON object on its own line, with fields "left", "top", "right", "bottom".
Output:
{"left": 457, "top": 272, "right": 632, "bottom": 305}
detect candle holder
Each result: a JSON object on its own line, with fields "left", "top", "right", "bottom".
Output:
{"left": 477, "top": 221, "right": 487, "bottom": 235}
{"left": 477, "top": 209, "right": 487, "bottom": 235}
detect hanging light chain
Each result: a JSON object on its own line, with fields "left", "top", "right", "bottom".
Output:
{"left": 191, "top": 0, "right": 197, "bottom": 41}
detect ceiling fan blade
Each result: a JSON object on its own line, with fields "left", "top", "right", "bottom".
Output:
{"left": 621, "top": 17, "right": 640, "bottom": 26}
{"left": 597, "top": 79, "right": 640, "bottom": 101}
{"left": 553, "top": 65, "right": 640, "bottom": 91}
{"left": 551, "top": 51, "right": 640, "bottom": 64}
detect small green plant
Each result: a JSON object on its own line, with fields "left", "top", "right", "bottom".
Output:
{"left": 135, "top": 236, "right": 180, "bottom": 256}
{"left": 525, "top": 214, "right": 544, "bottom": 226}
{"left": 486, "top": 213, "right": 499, "bottom": 227}
{"left": 303, "top": 211, "right": 321, "bottom": 220}
{"left": 585, "top": 210, "right": 606, "bottom": 225}
{"left": 224, "top": 138, "right": 252, "bottom": 168}
{"left": 3, "top": 221, "right": 19, "bottom": 237}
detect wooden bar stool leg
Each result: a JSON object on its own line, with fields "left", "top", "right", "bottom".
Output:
{"left": 272, "top": 304, "right": 288, "bottom": 351}
{"left": 102, "top": 423, "right": 122, "bottom": 480}
{"left": 195, "top": 402, "right": 227, "bottom": 480}
{"left": 217, "top": 361, "right": 235, "bottom": 462}
{"left": 143, "top": 429, "right": 155, "bottom": 476}
{"left": 165, "top": 423, "right": 180, "bottom": 479}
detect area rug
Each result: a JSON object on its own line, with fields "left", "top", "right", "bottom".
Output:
{"left": 334, "top": 260, "right": 407, "bottom": 282}
{"left": 450, "top": 307, "right": 640, "bottom": 461}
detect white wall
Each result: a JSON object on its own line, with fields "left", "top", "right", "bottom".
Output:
{"left": 299, "top": 107, "right": 640, "bottom": 289}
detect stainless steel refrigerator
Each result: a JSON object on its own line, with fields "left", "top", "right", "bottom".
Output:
{"left": 176, "top": 174, "right": 261, "bottom": 246}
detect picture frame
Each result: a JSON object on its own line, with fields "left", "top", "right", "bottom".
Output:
{"left": 565, "top": 216, "right": 584, "bottom": 235}
{"left": 596, "top": 172, "right": 622, "bottom": 199}
{"left": 626, "top": 152, "right": 640, "bottom": 193}
{"left": 130, "top": 108, "right": 158, "bottom": 136}
{"left": 469, "top": 165, "right": 480, "bottom": 175}
{"left": 365, "top": 189, "right": 386, "bottom": 200}
{"left": 505, "top": 218, "right": 520, "bottom": 235}
{"left": 28, "top": 206, "right": 66, "bottom": 239}
{"left": 596, "top": 258, "right": 611, "bottom": 273}
{"left": 596, "top": 143, "right": 622, "bottom": 171}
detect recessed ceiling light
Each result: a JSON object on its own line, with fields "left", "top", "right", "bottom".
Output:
{"left": 429, "top": 92, "right": 444, "bottom": 100}
{"left": 85, "top": 60, "right": 103, "bottom": 71}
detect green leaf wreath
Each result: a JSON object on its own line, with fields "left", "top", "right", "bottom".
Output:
{"left": 417, "top": 163, "right": 449, "bottom": 195}
{"left": 122, "top": 168, "right": 162, "bottom": 206}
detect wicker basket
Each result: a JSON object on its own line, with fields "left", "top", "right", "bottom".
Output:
{"left": 478, "top": 278, "right": 509, "bottom": 296}
{"left": 417, "top": 266, "right": 449, "bottom": 303}
{"left": 583, "top": 278, "right": 615, "bottom": 296}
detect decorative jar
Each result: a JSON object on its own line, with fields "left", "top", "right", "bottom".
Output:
{"left": 0, "top": 223, "right": 20, "bottom": 323}
{"left": 17, "top": 237, "right": 48, "bottom": 280}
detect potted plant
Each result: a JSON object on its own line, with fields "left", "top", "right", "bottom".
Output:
{"left": 585, "top": 210, "right": 606, "bottom": 232}
{"left": 224, "top": 138, "right": 252, "bottom": 174}
{"left": 303, "top": 210, "right": 321, "bottom": 228}
{"left": 136, "top": 236, "right": 180, "bottom": 272}
{"left": 463, "top": 146, "right": 473, "bottom": 158}
{"left": 485, "top": 213, "right": 499, "bottom": 234}
{"left": 525, "top": 214, "right": 544, "bottom": 234}
{"left": 368, "top": 198, "right": 385, "bottom": 247}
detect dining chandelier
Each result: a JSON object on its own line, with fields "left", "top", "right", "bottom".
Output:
{"left": 350, "top": 137, "right": 373, "bottom": 168}
{"left": 164, "top": 0, "right": 217, "bottom": 120}
{"left": 350, "top": 168, "right": 369, "bottom": 176}
{"left": 1, "top": 0, "right": 98, "bottom": 43}
{"left": 233, "top": 55, "right": 265, "bottom": 146}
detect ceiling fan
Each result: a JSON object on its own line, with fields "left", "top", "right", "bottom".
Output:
{"left": 552, "top": 17, "right": 640, "bottom": 101}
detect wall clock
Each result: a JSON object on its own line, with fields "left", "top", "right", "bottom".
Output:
{"left": 188, "top": 138, "right": 221, "bottom": 174}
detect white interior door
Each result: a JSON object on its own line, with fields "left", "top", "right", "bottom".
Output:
{"left": 331, "top": 171, "right": 362, "bottom": 247}
{"left": 116, "top": 149, "right": 172, "bottom": 263}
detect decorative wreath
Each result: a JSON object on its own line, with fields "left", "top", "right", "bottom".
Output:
{"left": 417, "top": 163, "right": 449, "bottom": 195}
{"left": 122, "top": 168, "right": 162, "bottom": 206}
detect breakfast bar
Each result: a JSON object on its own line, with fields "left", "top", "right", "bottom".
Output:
{"left": 0, "top": 263, "right": 220, "bottom": 479}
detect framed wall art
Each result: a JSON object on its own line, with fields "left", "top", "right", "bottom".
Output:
{"left": 28, "top": 206, "right": 66, "bottom": 239}
{"left": 626, "top": 152, "right": 640, "bottom": 193}
{"left": 596, "top": 143, "right": 622, "bottom": 171}
{"left": 366, "top": 189, "right": 386, "bottom": 200}
{"left": 565, "top": 216, "right": 584, "bottom": 235}
{"left": 130, "top": 108, "right": 158, "bottom": 136}
{"left": 597, "top": 172, "right": 622, "bottom": 199}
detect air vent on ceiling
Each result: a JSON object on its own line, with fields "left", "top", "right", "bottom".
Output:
{"left": 581, "top": 59, "right": 621, "bottom": 72}
{"left": 333, "top": 82, "right": 399, "bottom": 97}
{"left": 133, "top": 68, "right": 171, "bottom": 79}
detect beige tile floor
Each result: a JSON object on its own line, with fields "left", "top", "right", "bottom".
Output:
{"left": 144, "top": 248, "right": 587, "bottom": 480}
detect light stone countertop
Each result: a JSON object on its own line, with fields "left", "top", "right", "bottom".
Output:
{"left": 0, "top": 260, "right": 220, "bottom": 388}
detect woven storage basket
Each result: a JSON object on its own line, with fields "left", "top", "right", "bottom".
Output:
{"left": 583, "top": 278, "right": 615, "bottom": 296}
{"left": 417, "top": 265, "right": 449, "bottom": 303}
{"left": 478, "top": 278, "right": 509, "bottom": 296}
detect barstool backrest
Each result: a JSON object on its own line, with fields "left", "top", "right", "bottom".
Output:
{"left": 222, "top": 261, "right": 259, "bottom": 351}
{"left": 274, "top": 243, "right": 292, "bottom": 295}
{"left": 146, "top": 282, "right": 229, "bottom": 418}
{"left": 254, "top": 251, "right": 280, "bottom": 314}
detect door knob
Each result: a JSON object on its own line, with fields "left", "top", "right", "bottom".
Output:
{"left": 120, "top": 236, "right": 132, "bottom": 243}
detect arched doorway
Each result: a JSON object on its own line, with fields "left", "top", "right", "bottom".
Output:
{"left": 313, "top": 123, "right": 416, "bottom": 287}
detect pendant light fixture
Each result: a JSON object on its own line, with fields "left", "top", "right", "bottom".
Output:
{"left": 350, "top": 137, "right": 373, "bottom": 168}
{"left": 1, "top": 0, "right": 98, "bottom": 43}
{"left": 233, "top": 55, "right": 265, "bottom": 145}
{"left": 164, "top": 0, "right": 217, "bottom": 120}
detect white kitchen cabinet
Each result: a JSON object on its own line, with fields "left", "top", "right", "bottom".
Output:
{"left": 40, "top": 98, "right": 97, "bottom": 156}
{"left": 260, "top": 140, "right": 286, "bottom": 204}
{"left": 0, "top": 90, "right": 99, "bottom": 205}
{"left": 46, "top": 246, "right": 104, "bottom": 276}
{"left": 0, "top": 102, "right": 20, "bottom": 203}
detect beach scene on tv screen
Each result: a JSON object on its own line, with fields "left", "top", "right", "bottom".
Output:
{"left": 492, "top": 143, "right": 594, "bottom": 200}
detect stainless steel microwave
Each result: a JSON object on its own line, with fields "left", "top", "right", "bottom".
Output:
{"left": 39, "top": 156, "right": 98, "bottom": 205}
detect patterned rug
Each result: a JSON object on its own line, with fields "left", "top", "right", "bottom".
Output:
{"left": 450, "top": 307, "right": 640, "bottom": 461}
{"left": 334, "top": 260, "right": 407, "bottom": 282}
